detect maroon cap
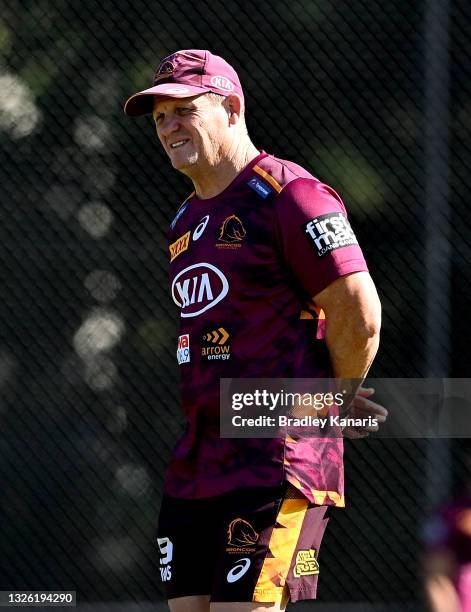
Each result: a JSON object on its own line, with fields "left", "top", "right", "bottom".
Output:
{"left": 124, "top": 49, "right": 244, "bottom": 117}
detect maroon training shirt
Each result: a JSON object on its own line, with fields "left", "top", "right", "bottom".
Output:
{"left": 165, "top": 152, "right": 368, "bottom": 505}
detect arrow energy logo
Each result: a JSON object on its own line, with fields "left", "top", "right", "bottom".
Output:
{"left": 201, "top": 326, "right": 231, "bottom": 361}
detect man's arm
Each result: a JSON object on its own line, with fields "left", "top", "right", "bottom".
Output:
{"left": 313, "top": 271, "right": 383, "bottom": 437}
{"left": 313, "top": 270, "right": 381, "bottom": 379}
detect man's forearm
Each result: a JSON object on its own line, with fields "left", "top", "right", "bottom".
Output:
{"left": 324, "top": 316, "right": 380, "bottom": 420}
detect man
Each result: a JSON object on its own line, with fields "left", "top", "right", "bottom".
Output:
{"left": 423, "top": 444, "right": 471, "bottom": 612}
{"left": 124, "top": 49, "right": 383, "bottom": 611}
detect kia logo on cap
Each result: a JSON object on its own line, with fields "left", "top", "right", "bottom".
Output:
{"left": 172, "top": 263, "right": 229, "bottom": 318}
{"left": 210, "top": 76, "right": 234, "bottom": 92}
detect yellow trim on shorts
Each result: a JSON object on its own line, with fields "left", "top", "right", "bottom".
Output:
{"left": 310, "top": 489, "right": 345, "bottom": 507}
{"left": 285, "top": 476, "right": 345, "bottom": 508}
{"left": 253, "top": 165, "right": 283, "bottom": 193}
{"left": 253, "top": 497, "right": 308, "bottom": 602}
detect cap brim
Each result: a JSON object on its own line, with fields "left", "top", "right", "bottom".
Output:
{"left": 124, "top": 83, "right": 210, "bottom": 116}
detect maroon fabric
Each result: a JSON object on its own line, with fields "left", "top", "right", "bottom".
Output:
{"left": 285, "top": 505, "right": 329, "bottom": 603}
{"left": 158, "top": 485, "right": 285, "bottom": 601}
{"left": 158, "top": 484, "right": 330, "bottom": 603}
{"left": 164, "top": 151, "right": 368, "bottom": 503}
{"left": 124, "top": 49, "right": 244, "bottom": 116}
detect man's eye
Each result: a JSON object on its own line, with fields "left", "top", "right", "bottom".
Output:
{"left": 155, "top": 113, "right": 164, "bottom": 123}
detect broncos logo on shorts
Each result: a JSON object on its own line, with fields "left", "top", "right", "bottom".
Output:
{"left": 227, "top": 517, "right": 259, "bottom": 546}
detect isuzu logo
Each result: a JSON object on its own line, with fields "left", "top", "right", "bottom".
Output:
{"left": 172, "top": 263, "right": 229, "bottom": 318}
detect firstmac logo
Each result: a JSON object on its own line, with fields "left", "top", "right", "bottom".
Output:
{"left": 172, "top": 263, "right": 229, "bottom": 318}
{"left": 304, "top": 213, "right": 358, "bottom": 257}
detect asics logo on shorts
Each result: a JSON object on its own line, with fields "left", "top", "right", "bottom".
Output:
{"left": 226, "top": 557, "right": 251, "bottom": 583}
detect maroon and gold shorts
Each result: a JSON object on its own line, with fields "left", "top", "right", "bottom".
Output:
{"left": 156, "top": 483, "right": 330, "bottom": 604}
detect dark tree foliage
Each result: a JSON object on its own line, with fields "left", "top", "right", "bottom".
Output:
{"left": 0, "top": 0, "right": 469, "bottom": 603}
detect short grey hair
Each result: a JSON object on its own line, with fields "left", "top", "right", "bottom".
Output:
{"left": 205, "top": 92, "right": 248, "bottom": 133}
{"left": 206, "top": 92, "right": 228, "bottom": 106}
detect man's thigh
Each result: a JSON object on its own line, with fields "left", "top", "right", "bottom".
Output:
{"left": 167, "top": 597, "right": 287, "bottom": 612}
{"left": 210, "top": 599, "right": 288, "bottom": 611}
{"left": 168, "top": 595, "right": 210, "bottom": 612}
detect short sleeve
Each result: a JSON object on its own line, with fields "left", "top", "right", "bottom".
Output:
{"left": 274, "top": 178, "right": 369, "bottom": 297}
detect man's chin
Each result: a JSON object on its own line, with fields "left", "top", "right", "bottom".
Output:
{"left": 171, "top": 154, "right": 198, "bottom": 173}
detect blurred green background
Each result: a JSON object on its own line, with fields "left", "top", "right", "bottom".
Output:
{"left": 0, "top": 0, "right": 469, "bottom": 607}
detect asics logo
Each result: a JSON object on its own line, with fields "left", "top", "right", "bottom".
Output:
{"left": 226, "top": 558, "right": 251, "bottom": 583}
{"left": 192, "top": 215, "right": 210, "bottom": 241}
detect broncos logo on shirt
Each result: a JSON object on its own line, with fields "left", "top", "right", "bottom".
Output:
{"left": 218, "top": 215, "right": 246, "bottom": 244}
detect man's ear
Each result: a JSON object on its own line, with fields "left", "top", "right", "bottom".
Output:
{"left": 226, "top": 94, "right": 243, "bottom": 125}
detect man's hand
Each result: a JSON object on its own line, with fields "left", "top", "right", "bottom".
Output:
{"left": 342, "top": 387, "right": 388, "bottom": 439}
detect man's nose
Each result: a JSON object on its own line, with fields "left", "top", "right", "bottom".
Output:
{"left": 159, "top": 114, "right": 180, "bottom": 137}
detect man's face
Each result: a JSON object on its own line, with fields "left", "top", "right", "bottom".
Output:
{"left": 152, "top": 94, "right": 231, "bottom": 174}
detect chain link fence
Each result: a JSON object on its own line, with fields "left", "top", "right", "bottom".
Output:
{"left": 0, "top": 0, "right": 470, "bottom": 609}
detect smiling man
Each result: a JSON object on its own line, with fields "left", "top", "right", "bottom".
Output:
{"left": 124, "top": 50, "right": 383, "bottom": 612}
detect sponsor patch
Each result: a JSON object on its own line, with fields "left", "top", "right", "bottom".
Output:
{"left": 247, "top": 177, "right": 273, "bottom": 199}
{"left": 169, "top": 231, "right": 190, "bottom": 262}
{"left": 210, "top": 75, "right": 235, "bottom": 92}
{"left": 154, "top": 60, "right": 174, "bottom": 81}
{"left": 192, "top": 215, "right": 210, "bottom": 241}
{"left": 170, "top": 202, "right": 188, "bottom": 230}
{"left": 157, "top": 537, "right": 173, "bottom": 582}
{"left": 226, "top": 558, "right": 251, "bottom": 583}
{"left": 293, "top": 549, "right": 319, "bottom": 577}
{"left": 304, "top": 212, "right": 358, "bottom": 257}
{"left": 216, "top": 215, "right": 246, "bottom": 249}
{"left": 171, "top": 262, "right": 229, "bottom": 318}
{"left": 226, "top": 518, "right": 259, "bottom": 555}
{"left": 201, "top": 326, "right": 231, "bottom": 361}
{"left": 176, "top": 334, "right": 190, "bottom": 364}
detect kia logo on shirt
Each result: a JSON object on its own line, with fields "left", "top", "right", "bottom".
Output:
{"left": 172, "top": 263, "right": 229, "bottom": 318}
